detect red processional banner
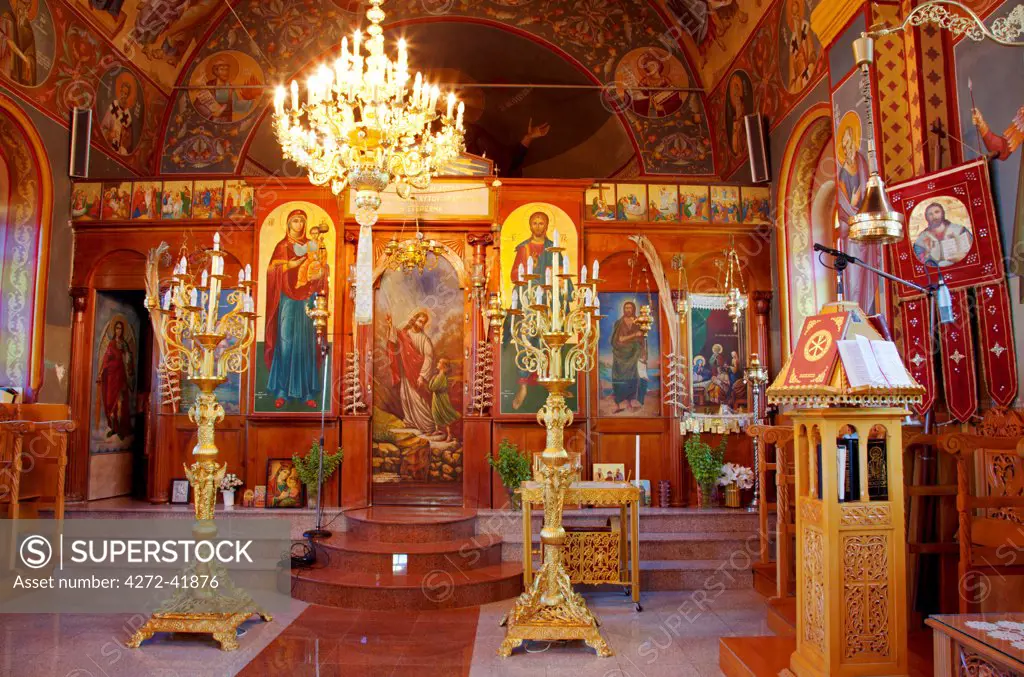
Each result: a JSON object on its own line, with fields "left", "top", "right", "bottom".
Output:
{"left": 887, "top": 160, "right": 1004, "bottom": 297}
{"left": 976, "top": 282, "right": 1019, "bottom": 408}
{"left": 938, "top": 289, "right": 979, "bottom": 422}
{"left": 897, "top": 298, "right": 936, "bottom": 416}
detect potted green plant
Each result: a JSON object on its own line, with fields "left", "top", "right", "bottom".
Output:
{"left": 293, "top": 440, "right": 344, "bottom": 509}
{"left": 684, "top": 434, "right": 727, "bottom": 508}
{"left": 488, "top": 439, "right": 532, "bottom": 510}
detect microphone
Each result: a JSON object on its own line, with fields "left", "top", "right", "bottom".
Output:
{"left": 813, "top": 243, "right": 860, "bottom": 264}
{"left": 936, "top": 273, "right": 954, "bottom": 325}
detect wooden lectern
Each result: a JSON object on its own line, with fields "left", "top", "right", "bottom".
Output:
{"left": 767, "top": 302, "right": 924, "bottom": 677}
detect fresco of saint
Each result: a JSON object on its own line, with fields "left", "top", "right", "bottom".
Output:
{"left": 0, "top": 0, "right": 37, "bottom": 85}
{"left": 263, "top": 209, "right": 328, "bottom": 409}
{"left": 97, "top": 320, "right": 134, "bottom": 440}
{"left": 100, "top": 72, "right": 137, "bottom": 155}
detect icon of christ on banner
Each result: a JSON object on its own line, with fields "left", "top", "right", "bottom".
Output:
{"left": 263, "top": 209, "right": 328, "bottom": 409}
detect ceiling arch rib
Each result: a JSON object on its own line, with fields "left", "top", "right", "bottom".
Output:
{"left": 158, "top": 0, "right": 715, "bottom": 178}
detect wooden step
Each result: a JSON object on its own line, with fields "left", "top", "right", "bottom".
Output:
{"left": 720, "top": 636, "right": 795, "bottom": 677}
{"left": 312, "top": 533, "right": 503, "bottom": 574}
{"left": 291, "top": 561, "right": 523, "bottom": 610}
{"left": 640, "top": 559, "right": 753, "bottom": 590}
{"left": 766, "top": 597, "right": 796, "bottom": 636}
{"left": 344, "top": 506, "right": 477, "bottom": 543}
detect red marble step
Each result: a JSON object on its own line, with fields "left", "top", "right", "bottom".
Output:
{"left": 291, "top": 561, "right": 523, "bottom": 610}
{"left": 344, "top": 506, "right": 477, "bottom": 543}
{"left": 720, "top": 635, "right": 795, "bottom": 677}
{"left": 312, "top": 533, "right": 503, "bottom": 574}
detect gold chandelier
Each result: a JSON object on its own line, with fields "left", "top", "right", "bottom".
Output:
{"left": 720, "top": 240, "right": 747, "bottom": 331}
{"left": 384, "top": 227, "right": 445, "bottom": 274}
{"left": 272, "top": 0, "right": 466, "bottom": 227}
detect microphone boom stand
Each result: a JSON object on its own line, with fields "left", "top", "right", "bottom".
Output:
{"left": 304, "top": 334, "right": 332, "bottom": 539}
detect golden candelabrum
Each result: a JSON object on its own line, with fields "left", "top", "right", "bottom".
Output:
{"left": 498, "top": 253, "right": 612, "bottom": 658}
{"left": 131, "top": 234, "right": 270, "bottom": 652}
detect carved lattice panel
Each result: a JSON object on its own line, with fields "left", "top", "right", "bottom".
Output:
{"left": 563, "top": 531, "right": 621, "bottom": 585}
{"left": 802, "top": 527, "right": 825, "bottom": 652}
{"left": 842, "top": 534, "right": 891, "bottom": 660}
{"left": 984, "top": 451, "right": 1023, "bottom": 523}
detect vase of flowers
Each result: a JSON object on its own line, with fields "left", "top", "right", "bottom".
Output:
{"left": 219, "top": 473, "right": 243, "bottom": 509}
{"left": 684, "top": 435, "right": 727, "bottom": 509}
{"left": 719, "top": 463, "right": 755, "bottom": 508}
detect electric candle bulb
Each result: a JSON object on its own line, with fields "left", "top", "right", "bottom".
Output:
{"left": 201, "top": 270, "right": 208, "bottom": 287}
{"left": 553, "top": 229, "right": 559, "bottom": 247}
{"left": 526, "top": 256, "right": 534, "bottom": 276}
{"left": 190, "top": 289, "right": 198, "bottom": 307}
{"left": 341, "top": 36, "right": 348, "bottom": 60}
{"left": 563, "top": 256, "right": 570, "bottom": 275}
{"left": 290, "top": 80, "right": 299, "bottom": 111}
{"left": 511, "top": 293, "right": 519, "bottom": 310}
{"left": 213, "top": 232, "right": 220, "bottom": 251}
{"left": 535, "top": 286, "right": 543, "bottom": 305}
{"left": 517, "top": 263, "right": 525, "bottom": 281}
{"left": 446, "top": 92, "right": 455, "bottom": 119}
{"left": 430, "top": 85, "right": 439, "bottom": 110}
{"left": 545, "top": 268, "right": 551, "bottom": 286}
{"left": 162, "top": 291, "right": 170, "bottom": 311}
{"left": 456, "top": 101, "right": 464, "bottom": 130}
{"left": 245, "top": 264, "right": 252, "bottom": 282}
{"left": 353, "top": 29, "right": 361, "bottom": 55}
{"left": 593, "top": 259, "right": 599, "bottom": 280}
{"left": 274, "top": 86, "right": 285, "bottom": 115}
{"left": 180, "top": 256, "right": 188, "bottom": 274}
{"left": 595, "top": 296, "right": 601, "bottom": 313}
{"left": 581, "top": 265, "right": 588, "bottom": 284}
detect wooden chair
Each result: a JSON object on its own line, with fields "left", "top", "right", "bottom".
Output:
{"left": 747, "top": 424, "right": 796, "bottom": 599}
{"left": 0, "top": 404, "right": 75, "bottom": 521}
{"left": 937, "top": 429, "right": 1024, "bottom": 613}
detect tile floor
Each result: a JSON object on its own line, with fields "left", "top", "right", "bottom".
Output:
{"left": 0, "top": 589, "right": 771, "bottom": 677}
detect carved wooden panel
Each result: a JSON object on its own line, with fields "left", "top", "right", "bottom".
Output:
{"left": 802, "top": 527, "right": 825, "bottom": 652}
{"left": 983, "top": 450, "right": 1023, "bottom": 523}
{"left": 957, "top": 643, "right": 1020, "bottom": 677}
{"left": 801, "top": 499, "right": 822, "bottom": 525}
{"left": 842, "top": 534, "right": 891, "bottom": 660}
{"left": 841, "top": 504, "right": 892, "bottom": 527}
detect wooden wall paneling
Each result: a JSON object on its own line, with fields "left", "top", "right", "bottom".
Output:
{"left": 66, "top": 288, "right": 90, "bottom": 502}
{"left": 341, "top": 415, "right": 370, "bottom": 509}
{"left": 463, "top": 418, "right": 492, "bottom": 508}
{"left": 247, "top": 419, "right": 341, "bottom": 508}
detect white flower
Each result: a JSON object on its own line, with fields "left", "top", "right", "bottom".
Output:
{"left": 718, "top": 463, "right": 755, "bottom": 490}
{"left": 219, "top": 473, "right": 243, "bottom": 492}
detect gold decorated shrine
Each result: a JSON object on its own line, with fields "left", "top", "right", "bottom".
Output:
{"left": 519, "top": 481, "right": 641, "bottom": 604}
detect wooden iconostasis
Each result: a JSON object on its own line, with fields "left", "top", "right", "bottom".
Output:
{"left": 67, "top": 176, "right": 774, "bottom": 508}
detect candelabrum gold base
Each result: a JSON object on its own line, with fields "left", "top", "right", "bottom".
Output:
{"left": 498, "top": 385, "right": 612, "bottom": 658}
{"left": 126, "top": 563, "right": 273, "bottom": 651}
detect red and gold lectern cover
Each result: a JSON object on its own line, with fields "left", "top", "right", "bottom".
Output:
{"left": 784, "top": 313, "right": 850, "bottom": 387}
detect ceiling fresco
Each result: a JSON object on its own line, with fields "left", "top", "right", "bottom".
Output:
{"left": 157, "top": 0, "right": 716, "bottom": 176}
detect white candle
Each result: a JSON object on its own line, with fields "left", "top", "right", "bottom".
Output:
{"left": 290, "top": 81, "right": 299, "bottom": 111}
{"left": 162, "top": 290, "right": 170, "bottom": 311}
{"left": 213, "top": 232, "right": 220, "bottom": 251}
{"left": 526, "top": 256, "right": 534, "bottom": 276}
{"left": 535, "top": 286, "right": 543, "bottom": 305}
{"left": 245, "top": 264, "right": 252, "bottom": 282}
{"left": 446, "top": 92, "right": 455, "bottom": 118}
{"left": 274, "top": 86, "right": 285, "bottom": 115}
{"left": 190, "top": 289, "right": 198, "bottom": 307}
{"left": 552, "top": 251, "right": 559, "bottom": 280}
{"left": 456, "top": 102, "right": 464, "bottom": 130}
{"left": 553, "top": 229, "right": 559, "bottom": 247}
{"left": 595, "top": 296, "right": 601, "bottom": 314}
{"left": 201, "top": 270, "right": 208, "bottom": 288}
{"left": 635, "top": 435, "right": 641, "bottom": 485}
{"left": 545, "top": 267, "right": 551, "bottom": 286}
{"left": 563, "top": 255, "right": 570, "bottom": 276}
{"left": 511, "top": 292, "right": 519, "bottom": 310}
{"left": 180, "top": 256, "right": 188, "bottom": 274}
{"left": 552, "top": 264, "right": 560, "bottom": 328}
{"left": 517, "top": 263, "right": 525, "bottom": 282}
{"left": 581, "top": 265, "right": 588, "bottom": 284}
{"left": 593, "top": 259, "right": 599, "bottom": 280}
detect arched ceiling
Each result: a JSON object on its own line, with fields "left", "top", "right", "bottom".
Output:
{"left": 151, "top": 0, "right": 716, "bottom": 177}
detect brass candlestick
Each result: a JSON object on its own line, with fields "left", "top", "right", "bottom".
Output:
{"left": 130, "top": 236, "right": 270, "bottom": 651}
{"left": 498, "top": 253, "right": 611, "bottom": 658}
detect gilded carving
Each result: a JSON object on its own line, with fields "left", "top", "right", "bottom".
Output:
{"left": 563, "top": 531, "right": 622, "bottom": 585}
{"left": 841, "top": 504, "right": 892, "bottom": 526}
{"left": 957, "top": 645, "right": 1017, "bottom": 677}
{"left": 802, "top": 527, "right": 825, "bottom": 652}
{"left": 842, "top": 534, "right": 891, "bottom": 659}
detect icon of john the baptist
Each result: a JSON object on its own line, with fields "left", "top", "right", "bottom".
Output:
{"left": 263, "top": 209, "right": 328, "bottom": 409}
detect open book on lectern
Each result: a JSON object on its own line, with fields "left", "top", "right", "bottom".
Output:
{"left": 836, "top": 335, "right": 916, "bottom": 390}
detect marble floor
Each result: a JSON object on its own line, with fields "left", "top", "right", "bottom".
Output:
{"left": 0, "top": 589, "right": 770, "bottom": 677}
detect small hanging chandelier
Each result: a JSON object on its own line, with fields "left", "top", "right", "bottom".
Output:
{"left": 720, "top": 240, "right": 747, "bottom": 332}
{"left": 272, "top": 0, "right": 466, "bottom": 228}
{"left": 628, "top": 244, "right": 654, "bottom": 337}
{"left": 384, "top": 220, "right": 444, "bottom": 274}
